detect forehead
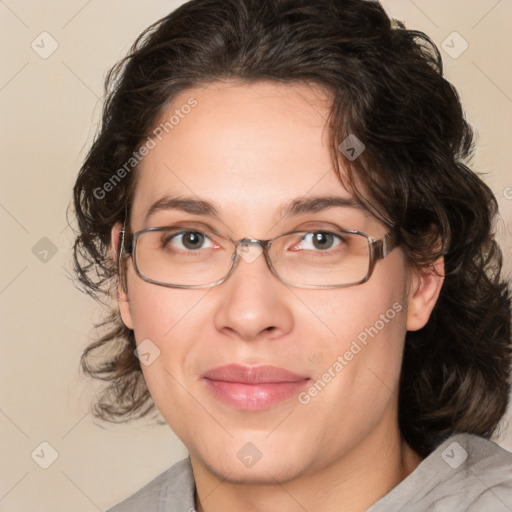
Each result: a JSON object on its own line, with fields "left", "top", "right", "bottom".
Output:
{"left": 130, "top": 80, "right": 370, "bottom": 231}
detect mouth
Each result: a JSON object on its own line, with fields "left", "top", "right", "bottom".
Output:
{"left": 202, "top": 364, "right": 311, "bottom": 411}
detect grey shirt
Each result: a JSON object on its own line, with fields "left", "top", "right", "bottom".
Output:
{"left": 107, "top": 433, "right": 512, "bottom": 511}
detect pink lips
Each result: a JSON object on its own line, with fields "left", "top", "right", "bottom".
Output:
{"left": 203, "top": 364, "right": 310, "bottom": 411}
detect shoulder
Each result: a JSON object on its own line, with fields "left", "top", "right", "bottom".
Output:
{"left": 369, "top": 433, "right": 512, "bottom": 511}
{"left": 106, "top": 457, "right": 195, "bottom": 512}
{"left": 453, "top": 433, "right": 512, "bottom": 511}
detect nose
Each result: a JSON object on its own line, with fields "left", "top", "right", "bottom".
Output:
{"left": 213, "top": 241, "right": 294, "bottom": 341}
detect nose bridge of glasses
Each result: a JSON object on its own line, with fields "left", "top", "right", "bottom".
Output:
{"left": 235, "top": 238, "right": 265, "bottom": 265}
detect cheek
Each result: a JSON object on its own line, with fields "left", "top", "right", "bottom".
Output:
{"left": 305, "top": 282, "right": 407, "bottom": 354}
{"left": 127, "top": 274, "right": 209, "bottom": 342}
{"left": 293, "top": 285, "right": 408, "bottom": 440}
{"left": 126, "top": 277, "right": 214, "bottom": 390}
{"left": 298, "top": 252, "right": 409, "bottom": 386}
{"left": 126, "top": 280, "right": 212, "bottom": 420}
{"left": 302, "top": 289, "right": 407, "bottom": 383}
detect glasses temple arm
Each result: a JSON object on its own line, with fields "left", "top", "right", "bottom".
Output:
{"left": 372, "top": 230, "right": 398, "bottom": 259}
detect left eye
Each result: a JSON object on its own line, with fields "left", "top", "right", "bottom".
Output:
{"left": 298, "top": 232, "right": 341, "bottom": 251}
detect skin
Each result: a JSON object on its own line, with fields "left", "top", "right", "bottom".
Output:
{"left": 111, "top": 80, "right": 444, "bottom": 512}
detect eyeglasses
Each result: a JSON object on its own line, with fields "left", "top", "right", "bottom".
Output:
{"left": 118, "top": 223, "right": 398, "bottom": 289}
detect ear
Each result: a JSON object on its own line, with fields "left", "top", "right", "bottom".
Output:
{"left": 110, "top": 222, "right": 134, "bottom": 330}
{"left": 406, "top": 257, "right": 445, "bottom": 331}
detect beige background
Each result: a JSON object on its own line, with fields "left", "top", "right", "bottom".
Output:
{"left": 0, "top": 1, "right": 511, "bottom": 511}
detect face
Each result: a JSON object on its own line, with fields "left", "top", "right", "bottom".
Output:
{"left": 114, "top": 80, "right": 442, "bottom": 484}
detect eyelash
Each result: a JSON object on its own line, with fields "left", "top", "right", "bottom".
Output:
{"left": 163, "top": 231, "right": 217, "bottom": 253}
{"left": 159, "top": 228, "right": 346, "bottom": 254}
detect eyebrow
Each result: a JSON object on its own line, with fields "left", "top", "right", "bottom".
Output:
{"left": 145, "top": 196, "right": 219, "bottom": 221}
{"left": 278, "top": 195, "right": 364, "bottom": 218}
{"left": 144, "top": 194, "right": 364, "bottom": 223}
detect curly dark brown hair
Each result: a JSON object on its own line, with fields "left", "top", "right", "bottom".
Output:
{"left": 72, "top": 0, "right": 511, "bottom": 457}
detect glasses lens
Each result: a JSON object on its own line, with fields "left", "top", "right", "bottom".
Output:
{"left": 269, "top": 231, "right": 371, "bottom": 287}
{"left": 134, "top": 228, "right": 233, "bottom": 287}
{"left": 133, "top": 228, "right": 371, "bottom": 288}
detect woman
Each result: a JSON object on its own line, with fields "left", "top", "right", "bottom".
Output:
{"left": 73, "top": 0, "right": 512, "bottom": 510}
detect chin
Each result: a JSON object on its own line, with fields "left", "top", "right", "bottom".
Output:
{"left": 201, "top": 452, "right": 308, "bottom": 485}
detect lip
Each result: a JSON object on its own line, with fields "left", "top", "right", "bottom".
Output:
{"left": 202, "top": 364, "right": 310, "bottom": 411}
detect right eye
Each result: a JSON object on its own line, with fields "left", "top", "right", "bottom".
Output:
{"left": 163, "top": 231, "right": 216, "bottom": 252}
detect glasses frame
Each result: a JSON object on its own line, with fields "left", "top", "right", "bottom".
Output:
{"left": 118, "top": 221, "right": 398, "bottom": 290}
